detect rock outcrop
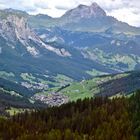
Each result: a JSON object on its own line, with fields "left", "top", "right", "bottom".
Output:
{"left": 0, "top": 14, "right": 71, "bottom": 57}
{"left": 61, "top": 2, "right": 106, "bottom": 22}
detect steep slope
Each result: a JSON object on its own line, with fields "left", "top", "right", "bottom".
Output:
{"left": 0, "top": 12, "right": 70, "bottom": 57}
{"left": 36, "top": 27, "right": 140, "bottom": 73}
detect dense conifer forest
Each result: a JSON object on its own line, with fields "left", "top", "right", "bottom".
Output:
{"left": 0, "top": 91, "right": 140, "bottom": 140}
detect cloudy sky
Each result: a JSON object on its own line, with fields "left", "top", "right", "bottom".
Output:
{"left": 0, "top": 0, "right": 140, "bottom": 27}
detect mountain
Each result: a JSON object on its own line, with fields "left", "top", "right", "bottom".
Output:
{"left": 61, "top": 3, "right": 106, "bottom": 22}
{"left": 0, "top": 12, "right": 70, "bottom": 57}
{"left": 35, "top": 27, "right": 140, "bottom": 73}
{"left": 1, "top": 3, "right": 140, "bottom": 139}
{"left": 29, "top": 3, "right": 140, "bottom": 76}
{"left": 59, "top": 3, "right": 140, "bottom": 34}
{"left": 28, "top": 3, "right": 140, "bottom": 34}
{"left": 0, "top": 9, "right": 119, "bottom": 94}
{"left": 0, "top": 3, "right": 140, "bottom": 107}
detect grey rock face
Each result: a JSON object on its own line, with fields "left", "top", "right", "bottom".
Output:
{"left": 0, "top": 15, "right": 71, "bottom": 57}
{"left": 0, "top": 15, "right": 39, "bottom": 44}
{"left": 62, "top": 2, "right": 106, "bottom": 22}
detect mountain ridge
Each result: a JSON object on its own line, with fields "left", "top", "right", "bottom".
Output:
{"left": 1, "top": 3, "right": 140, "bottom": 34}
{"left": 29, "top": 3, "right": 140, "bottom": 34}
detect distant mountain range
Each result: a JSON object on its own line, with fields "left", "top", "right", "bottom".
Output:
{"left": 29, "top": 3, "right": 140, "bottom": 34}
{"left": 0, "top": 3, "right": 140, "bottom": 107}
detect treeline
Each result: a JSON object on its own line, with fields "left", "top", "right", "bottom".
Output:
{"left": 1, "top": 91, "right": 140, "bottom": 140}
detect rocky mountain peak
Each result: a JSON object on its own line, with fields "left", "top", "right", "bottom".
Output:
{"left": 91, "top": 2, "right": 100, "bottom": 8}
{"left": 62, "top": 2, "right": 106, "bottom": 20}
{"left": 90, "top": 2, "right": 106, "bottom": 16}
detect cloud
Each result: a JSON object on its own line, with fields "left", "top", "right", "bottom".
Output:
{"left": 55, "top": 5, "right": 72, "bottom": 10}
{"left": 34, "top": 3, "right": 50, "bottom": 10}
{"left": 108, "top": 7, "right": 140, "bottom": 27}
{"left": 0, "top": 0, "right": 139, "bottom": 27}
{"left": 103, "top": 0, "right": 140, "bottom": 27}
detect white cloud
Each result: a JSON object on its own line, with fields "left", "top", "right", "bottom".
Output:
{"left": 108, "top": 7, "right": 140, "bottom": 27}
{"left": 0, "top": 0, "right": 139, "bottom": 27}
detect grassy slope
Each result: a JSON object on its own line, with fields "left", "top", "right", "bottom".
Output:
{"left": 59, "top": 71, "right": 140, "bottom": 101}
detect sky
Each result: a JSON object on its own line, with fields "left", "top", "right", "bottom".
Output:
{"left": 0, "top": 0, "right": 140, "bottom": 27}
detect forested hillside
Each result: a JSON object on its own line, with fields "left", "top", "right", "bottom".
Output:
{"left": 1, "top": 90, "right": 140, "bottom": 140}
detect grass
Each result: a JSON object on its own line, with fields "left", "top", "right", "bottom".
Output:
{"left": 0, "top": 87, "right": 22, "bottom": 98}
{"left": 20, "top": 73, "right": 36, "bottom": 84}
{"left": 84, "top": 48, "right": 139, "bottom": 71}
{"left": 0, "top": 71, "right": 15, "bottom": 80}
{"left": 62, "top": 83, "right": 92, "bottom": 101}
{"left": 86, "top": 69, "right": 108, "bottom": 77}
{"left": 109, "top": 93, "right": 124, "bottom": 99}
{"left": 6, "top": 107, "right": 26, "bottom": 116}
{"left": 21, "top": 73, "right": 73, "bottom": 88}
{"left": 60, "top": 73, "right": 130, "bottom": 101}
